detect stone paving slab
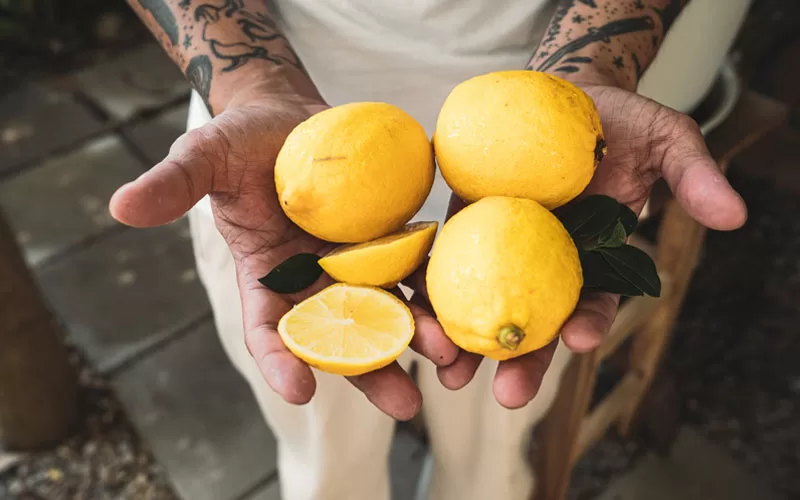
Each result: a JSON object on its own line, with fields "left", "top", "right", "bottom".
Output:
{"left": 0, "top": 84, "right": 104, "bottom": 174}
{"left": 598, "top": 426, "right": 782, "bottom": 500}
{"left": 113, "top": 320, "right": 278, "bottom": 500}
{"left": 36, "top": 219, "right": 210, "bottom": 372}
{"left": 0, "top": 135, "right": 144, "bottom": 266}
{"left": 72, "top": 43, "right": 189, "bottom": 120}
{"left": 123, "top": 103, "right": 189, "bottom": 165}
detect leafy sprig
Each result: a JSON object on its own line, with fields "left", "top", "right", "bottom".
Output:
{"left": 554, "top": 195, "right": 661, "bottom": 297}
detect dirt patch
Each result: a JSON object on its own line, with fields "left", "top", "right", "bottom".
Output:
{"left": 0, "top": 345, "right": 177, "bottom": 500}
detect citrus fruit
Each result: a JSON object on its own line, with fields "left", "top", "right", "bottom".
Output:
{"left": 433, "top": 70, "right": 605, "bottom": 209}
{"left": 277, "top": 283, "right": 415, "bottom": 376}
{"left": 275, "top": 102, "right": 435, "bottom": 243}
{"left": 319, "top": 221, "right": 438, "bottom": 288}
{"left": 426, "top": 196, "right": 582, "bottom": 361}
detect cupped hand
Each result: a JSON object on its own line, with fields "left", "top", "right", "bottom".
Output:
{"left": 109, "top": 93, "right": 458, "bottom": 420}
{"left": 405, "top": 83, "right": 748, "bottom": 409}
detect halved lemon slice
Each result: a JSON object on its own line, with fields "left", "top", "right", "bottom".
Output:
{"left": 318, "top": 221, "right": 438, "bottom": 288}
{"left": 277, "top": 283, "right": 415, "bottom": 376}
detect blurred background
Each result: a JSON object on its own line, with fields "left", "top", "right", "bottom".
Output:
{"left": 0, "top": 0, "right": 798, "bottom": 499}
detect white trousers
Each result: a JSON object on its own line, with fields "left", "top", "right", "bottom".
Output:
{"left": 188, "top": 203, "right": 573, "bottom": 500}
{"left": 183, "top": 2, "right": 751, "bottom": 498}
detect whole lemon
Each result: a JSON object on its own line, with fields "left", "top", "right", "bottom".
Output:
{"left": 433, "top": 70, "right": 605, "bottom": 210}
{"left": 426, "top": 196, "right": 582, "bottom": 360}
{"left": 275, "top": 102, "right": 434, "bottom": 243}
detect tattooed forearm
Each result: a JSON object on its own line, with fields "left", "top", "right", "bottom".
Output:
{"left": 136, "top": 0, "right": 180, "bottom": 46}
{"left": 127, "top": 0, "right": 309, "bottom": 114}
{"left": 528, "top": 0, "right": 690, "bottom": 89}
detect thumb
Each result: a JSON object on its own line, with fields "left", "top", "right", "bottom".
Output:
{"left": 656, "top": 114, "right": 747, "bottom": 231}
{"left": 109, "top": 124, "right": 226, "bottom": 228}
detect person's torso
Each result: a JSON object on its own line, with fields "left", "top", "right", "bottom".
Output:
{"left": 273, "top": 0, "right": 554, "bottom": 133}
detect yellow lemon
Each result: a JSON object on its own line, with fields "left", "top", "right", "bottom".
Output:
{"left": 433, "top": 70, "right": 605, "bottom": 209}
{"left": 277, "top": 283, "right": 415, "bottom": 376}
{"left": 319, "top": 221, "right": 438, "bottom": 288}
{"left": 275, "top": 102, "right": 435, "bottom": 243}
{"left": 426, "top": 196, "right": 582, "bottom": 360}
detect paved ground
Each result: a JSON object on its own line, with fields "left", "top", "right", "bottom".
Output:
{"left": 0, "top": 41, "right": 794, "bottom": 500}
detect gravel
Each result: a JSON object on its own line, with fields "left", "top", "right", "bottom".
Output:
{"left": 0, "top": 346, "right": 177, "bottom": 500}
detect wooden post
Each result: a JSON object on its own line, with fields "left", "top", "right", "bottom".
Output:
{"left": 0, "top": 209, "right": 78, "bottom": 451}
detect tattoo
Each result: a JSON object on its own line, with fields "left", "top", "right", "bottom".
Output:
{"left": 186, "top": 55, "right": 213, "bottom": 104}
{"left": 528, "top": 0, "right": 691, "bottom": 88}
{"left": 136, "top": 0, "right": 179, "bottom": 45}
{"left": 653, "top": 0, "right": 685, "bottom": 32}
{"left": 534, "top": 16, "right": 654, "bottom": 72}
{"left": 183, "top": 34, "right": 192, "bottom": 49}
{"left": 194, "top": 0, "right": 302, "bottom": 71}
{"left": 542, "top": 1, "right": 575, "bottom": 45}
{"left": 631, "top": 52, "right": 643, "bottom": 78}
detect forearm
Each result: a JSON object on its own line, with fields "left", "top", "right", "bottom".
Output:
{"left": 528, "top": 0, "right": 689, "bottom": 90}
{"left": 128, "top": 0, "right": 320, "bottom": 114}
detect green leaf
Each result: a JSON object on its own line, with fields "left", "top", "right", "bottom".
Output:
{"left": 596, "top": 221, "right": 627, "bottom": 249}
{"left": 579, "top": 250, "right": 644, "bottom": 296}
{"left": 596, "top": 245, "right": 661, "bottom": 297}
{"left": 617, "top": 204, "right": 638, "bottom": 235}
{"left": 258, "top": 253, "right": 323, "bottom": 294}
{"left": 554, "top": 195, "right": 620, "bottom": 241}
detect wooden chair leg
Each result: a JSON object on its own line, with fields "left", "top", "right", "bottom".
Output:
{"left": 618, "top": 199, "right": 706, "bottom": 436}
{"left": 532, "top": 350, "right": 599, "bottom": 500}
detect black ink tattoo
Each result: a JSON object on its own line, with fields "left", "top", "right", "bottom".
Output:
{"left": 542, "top": 0, "right": 576, "bottom": 45}
{"left": 612, "top": 55, "right": 625, "bottom": 68}
{"left": 634, "top": 0, "right": 645, "bottom": 9}
{"left": 194, "top": 0, "right": 302, "bottom": 71}
{"left": 137, "top": 0, "right": 179, "bottom": 45}
{"left": 572, "top": 14, "right": 586, "bottom": 23}
{"left": 186, "top": 55, "right": 213, "bottom": 108}
{"left": 564, "top": 56, "right": 593, "bottom": 64}
{"left": 555, "top": 66, "right": 581, "bottom": 73}
{"left": 631, "top": 52, "right": 643, "bottom": 78}
{"left": 183, "top": 34, "right": 192, "bottom": 49}
{"left": 653, "top": 0, "right": 686, "bottom": 33}
{"left": 535, "top": 16, "right": 655, "bottom": 72}
{"left": 179, "top": 0, "right": 191, "bottom": 8}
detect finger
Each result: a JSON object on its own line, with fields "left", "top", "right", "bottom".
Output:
{"left": 240, "top": 251, "right": 334, "bottom": 405}
{"left": 406, "top": 293, "right": 459, "bottom": 367}
{"left": 400, "top": 260, "right": 429, "bottom": 301}
{"left": 559, "top": 290, "right": 619, "bottom": 353}
{"left": 245, "top": 321, "right": 317, "bottom": 405}
{"left": 437, "top": 350, "right": 483, "bottom": 390}
{"left": 348, "top": 362, "right": 422, "bottom": 421}
{"left": 446, "top": 194, "right": 467, "bottom": 219}
{"left": 656, "top": 114, "right": 747, "bottom": 231}
{"left": 492, "top": 341, "right": 557, "bottom": 409}
{"left": 109, "top": 125, "right": 227, "bottom": 228}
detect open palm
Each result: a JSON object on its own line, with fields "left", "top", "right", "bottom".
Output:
{"left": 109, "top": 95, "right": 457, "bottom": 421}
{"left": 406, "top": 84, "right": 748, "bottom": 409}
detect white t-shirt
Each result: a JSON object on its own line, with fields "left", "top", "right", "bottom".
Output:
{"left": 189, "top": 0, "right": 555, "bottom": 221}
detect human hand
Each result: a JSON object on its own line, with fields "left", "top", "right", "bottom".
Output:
{"left": 405, "top": 82, "right": 747, "bottom": 409}
{"left": 109, "top": 92, "right": 457, "bottom": 420}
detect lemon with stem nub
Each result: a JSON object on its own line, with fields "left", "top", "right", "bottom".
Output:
{"left": 426, "top": 196, "right": 583, "bottom": 360}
